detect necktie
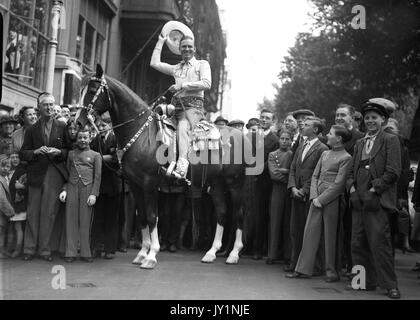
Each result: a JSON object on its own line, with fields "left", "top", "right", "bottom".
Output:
{"left": 365, "top": 136, "right": 375, "bottom": 154}
{"left": 302, "top": 141, "right": 310, "bottom": 161}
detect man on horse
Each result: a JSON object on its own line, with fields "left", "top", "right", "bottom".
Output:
{"left": 150, "top": 33, "right": 212, "bottom": 179}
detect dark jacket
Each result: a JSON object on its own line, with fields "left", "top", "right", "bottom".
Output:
{"left": 19, "top": 119, "right": 70, "bottom": 187}
{"left": 412, "top": 159, "right": 420, "bottom": 207}
{"left": 288, "top": 138, "right": 329, "bottom": 198}
{"left": 347, "top": 130, "right": 401, "bottom": 211}
{"left": 344, "top": 128, "right": 364, "bottom": 156}
{"left": 91, "top": 132, "right": 122, "bottom": 196}
{"left": 9, "top": 165, "right": 28, "bottom": 213}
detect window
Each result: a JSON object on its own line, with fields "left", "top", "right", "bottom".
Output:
{"left": 4, "top": 0, "right": 50, "bottom": 90}
{"left": 76, "top": 0, "right": 110, "bottom": 70}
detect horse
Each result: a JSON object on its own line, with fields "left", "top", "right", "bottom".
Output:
{"left": 77, "top": 64, "right": 258, "bottom": 269}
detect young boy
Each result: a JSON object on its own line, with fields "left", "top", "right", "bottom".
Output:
{"left": 59, "top": 128, "right": 102, "bottom": 262}
{"left": 267, "top": 129, "right": 294, "bottom": 264}
{"left": 287, "top": 125, "right": 352, "bottom": 281}
{"left": 0, "top": 155, "right": 15, "bottom": 258}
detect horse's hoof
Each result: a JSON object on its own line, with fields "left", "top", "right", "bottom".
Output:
{"left": 132, "top": 255, "right": 146, "bottom": 265}
{"left": 226, "top": 254, "right": 239, "bottom": 265}
{"left": 201, "top": 252, "right": 216, "bottom": 263}
{"left": 140, "top": 258, "right": 157, "bottom": 269}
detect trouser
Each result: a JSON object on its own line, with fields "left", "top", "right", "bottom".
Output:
{"left": 91, "top": 193, "right": 121, "bottom": 254}
{"left": 268, "top": 182, "right": 291, "bottom": 261}
{"left": 176, "top": 108, "right": 204, "bottom": 159}
{"left": 160, "top": 193, "right": 185, "bottom": 245}
{"left": 120, "top": 190, "right": 137, "bottom": 249}
{"left": 24, "top": 166, "right": 64, "bottom": 256}
{"left": 65, "top": 181, "right": 94, "bottom": 258}
{"left": 253, "top": 175, "right": 272, "bottom": 255}
{"left": 351, "top": 166, "right": 398, "bottom": 289}
{"left": 289, "top": 198, "right": 311, "bottom": 267}
{"left": 295, "top": 200, "right": 339, "bottom": 277}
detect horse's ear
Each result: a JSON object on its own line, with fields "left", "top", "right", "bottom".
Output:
{"left": 96, "top": 64, "right": 104, "bottom": 78}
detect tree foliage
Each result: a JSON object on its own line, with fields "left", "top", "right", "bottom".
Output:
{"left": 268, "top": 0, "right": 420, "bottom": 137}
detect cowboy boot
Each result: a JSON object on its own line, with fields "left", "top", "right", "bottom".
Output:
{"left": 173, "top": 157, "right": 189, "bottom": 179}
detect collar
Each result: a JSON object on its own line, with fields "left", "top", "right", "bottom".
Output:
{"left": 181, "top": 56, "right": 196, "bottom": 66}
{"left": 332, "top": 145, "right": 345, "bottom": 151}
{"left": 263, "top": 128, "right": 271, "bottom": 137}
{"left": 305, "top": 136, "right": 318, "bottom": 145}
{"left": 364, "top": 130, "right": 380, "bottom": 140}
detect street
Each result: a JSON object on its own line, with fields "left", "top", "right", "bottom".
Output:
{"left": 1, "top": 249, "right": 419, "bottom": 300}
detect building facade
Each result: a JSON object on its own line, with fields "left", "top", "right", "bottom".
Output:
{"left": 1, "top": 0, "right": 226, "bottom": 115}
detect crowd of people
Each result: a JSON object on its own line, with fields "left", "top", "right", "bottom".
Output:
{"left": 0, "top": 92, "right": 420, "bottom": 300}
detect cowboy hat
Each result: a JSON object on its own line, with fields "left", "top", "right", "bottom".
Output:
{"left": 161, "top": 21, "right": 194, "bottom": 56}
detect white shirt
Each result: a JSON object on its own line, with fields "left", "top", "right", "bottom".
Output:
{"left": 301, "top": 137, "right": 319, "bottom": 161}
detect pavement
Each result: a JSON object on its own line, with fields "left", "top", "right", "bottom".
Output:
{"left": 1, "top": 249, "right": 419, "bottom": 300}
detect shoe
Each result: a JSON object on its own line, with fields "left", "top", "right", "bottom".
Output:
{"left": 104, "top": 253, "right": 114, "bottom": 260}
{"left": 345, "top": 284, "right": 376, "bottom": 291}
{"left": 286, "top": 271, "right": 310, "bottom": 279}
{"left": 252, "top": 254, "right": 262, "bottom": 260}
{"left": 168, "top": 244, "right": 177, "bottom": 253}
{"left": 42, "top": 255, "right": 53, "bottom": 262}
{"left": 22, "top": 254, "right": 33, "bottom": 261}
{"left": 325, "top": 275, "right": 340, "bottom": 283}
{"left": 10, "top": 250, "right": 21, "bottom": 258}
{"left": 80, "top": 257, "right": 94, "bottom": 263}
{"left": 160, "top": 243, "right": 167, "bottom": 252}
{"left": 266, "top": 258, "right": 274, "bottom": 265}
{"left": 283, "top": 264, "right": 295, "bottom": 272}
{"left": 65, "top": 257, "right": 75, "bottom": 263}
{"left": 387, "top": 288, "right": 401, "bottom": 299}
{"left": 117, "top": 247, "right": 128, "bottom": 253}
{"left": 401, "top": 246, "right": 416, "bottom": 254}
{"left": 92, "top": 249, "right": 102, "bottom": 259}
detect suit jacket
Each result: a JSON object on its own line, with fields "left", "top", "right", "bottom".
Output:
{"left": 256, "top": 131, "right": 280, "bottom": 182}
{"left": 310, "top": 148, "right": 352, "bottom": 206}
{"left": 19, "top": 119, "right": 69, "bottom": 187}
{"left": 91, "top": 132, "right": 122, "bottom": 196}
{"left": 343, "top": 128, "right": 364, "bottom": 156}
{"left": 288, "top": 138, "right": 329, "bottom": 198}
{"left": 64, "top": 148, "right": 102, "bottom": 197}
{"left": 268, "top": 149, "right": 293, "bottom": 184}
{"left": 347, "top": 129, "right": 401, "bottom": 211}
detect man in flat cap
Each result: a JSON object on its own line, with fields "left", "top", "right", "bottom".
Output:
{"left": 214, "top": 115, "right": 229, "bottom": 128}
{"left": 347, "top": 100, "right": 401, "bottom": 299}
{"left": 228, "top": 119, "right": 245, "bottom": 131}
{"left": 151, "top": 33, "right": 211, "bottom": 179}
{"left": 20, "top": 92, "right": 70, "bottom": 261}
{"left": 291, "top": 109, "right": 315, "bottom": 155}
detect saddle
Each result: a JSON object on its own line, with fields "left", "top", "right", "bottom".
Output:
{"left": 155, "top": 105, "right": 221, "bottom": 162}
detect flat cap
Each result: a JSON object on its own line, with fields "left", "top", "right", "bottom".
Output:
{"left": 361, "top": 101, "right": 389, "bottom": 119}
{"left": 292, "top": 109, "right": 315, "bottom": 118}
{"left": 228, "top": 119, "right": 245, "bottom": 127}
{"left": 367, "top": 98, "right": 397, "bottom": 114}
{"left": 215, "top": 115, "right": 229, "bottom": 125}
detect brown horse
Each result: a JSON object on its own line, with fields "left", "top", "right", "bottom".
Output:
{"left": 77, "top": 65, "right": 261, "bottom": 269}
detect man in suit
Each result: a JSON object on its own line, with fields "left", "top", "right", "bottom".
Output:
{"left": 90, "top": 117, "right": 122, "bottom": 259}
{"left": 291, "top": 109, "right": 315, "bottom": 155}
{"left": 335, "top": 103, "right": 364, "bottom": 275}
{"left": 285, "top": 116, "right": 329, "bottom": 272}
{"left": 252, "top": 109, "right": 279, "bottom": 260}
{"left": 20, "top": 92, "right": 70, "bottom": 261}
{"left": 347, "top": 101, "right": 401, "bottom": 299}
{"left": 287, "top": 125, "right": 352, "bottom": 281}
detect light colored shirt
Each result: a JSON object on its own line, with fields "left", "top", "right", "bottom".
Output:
{"left": 302, "top": 137, "right": 319, "bottom": 161}
{"left": 364, "top": 132, "right": 379, "bottom": 155}
{"left": 151, "top": 47, "right": 211, "bottom": 98}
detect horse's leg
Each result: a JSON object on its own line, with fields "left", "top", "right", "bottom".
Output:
{"left": 201, "top": 179, "right": 225, "bottom": 263}
{"left": 140, "top": 187, "right": 160, "bottom": 269}
{"left": 226, "top": 184, "right": 244, "bottom": 264}
{"left": 132, "top": 187, "right": 150, "bottom": 265}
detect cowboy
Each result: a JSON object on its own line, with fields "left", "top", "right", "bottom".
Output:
{"left": 151, "top": 33, "right": 211, "bottom": 179}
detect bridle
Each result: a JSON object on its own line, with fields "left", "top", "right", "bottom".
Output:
{"left": 81, "top": 75, "right": 154, "bottom": 167}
